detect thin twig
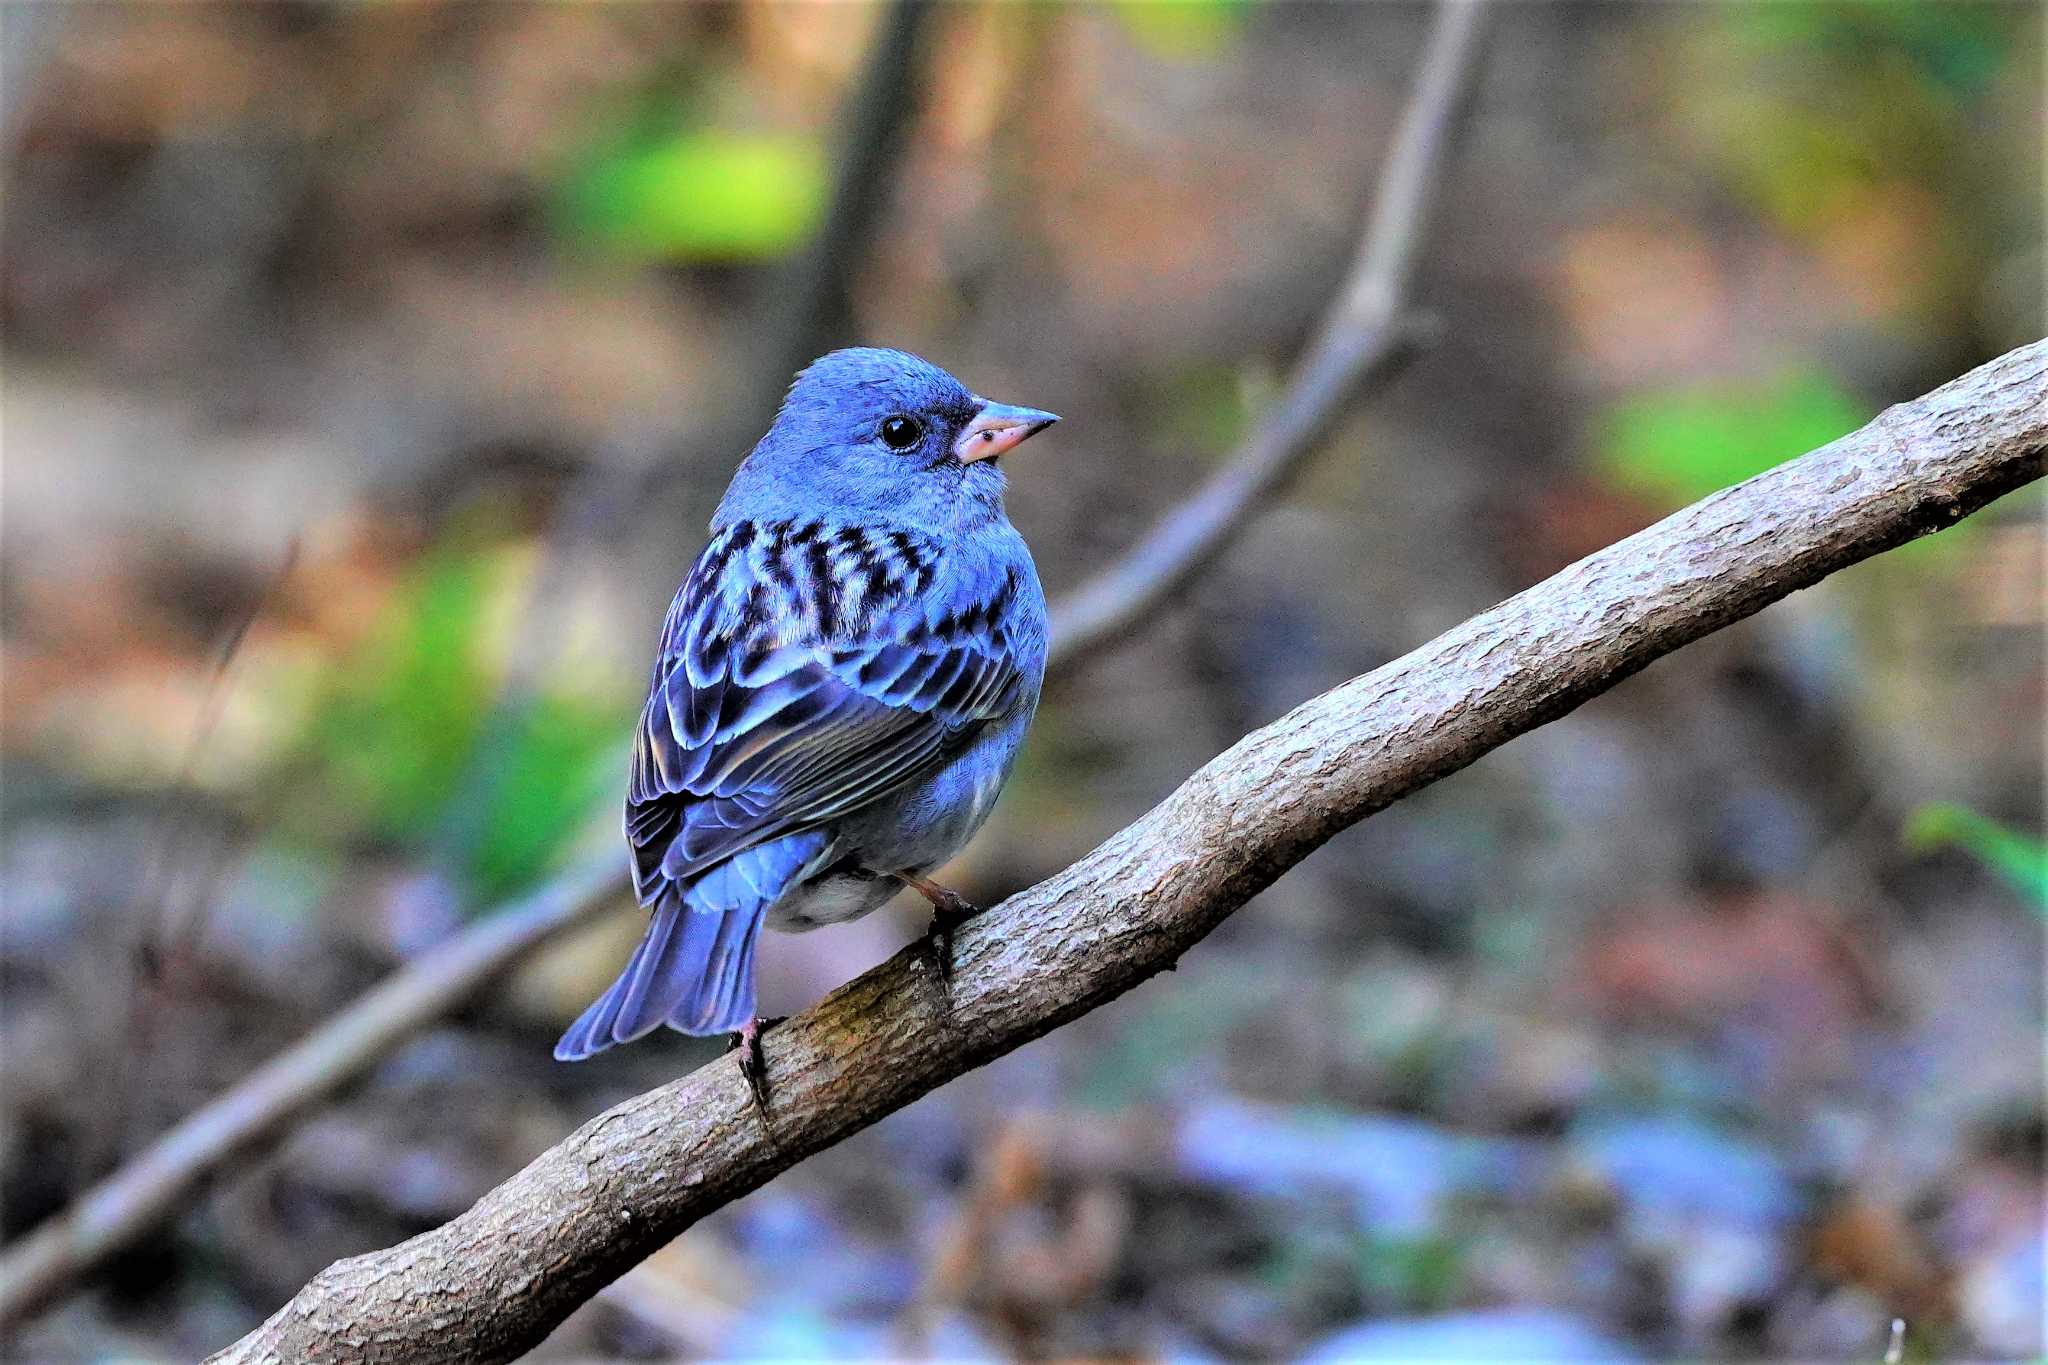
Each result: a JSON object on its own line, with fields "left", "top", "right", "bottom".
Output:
{"left": 104, "top": 538, "right": 303, "bottom": 1194}
{"left": 206, "top": 342, "right": 2048, "bottom": 1364}
{"left": 0, "top": 2, "right": 1489, "bottom": 1328}
{"left": 1048, "top": 0, "right": 1491, "bottom": 671}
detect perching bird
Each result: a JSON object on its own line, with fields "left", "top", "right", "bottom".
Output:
{"left": 555, "top": 347, "right": 1058, "bottom": 1094}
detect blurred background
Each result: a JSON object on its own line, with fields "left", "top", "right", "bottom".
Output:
{"left": 2, "top": 1, "right": 2042, "bottom": 1360}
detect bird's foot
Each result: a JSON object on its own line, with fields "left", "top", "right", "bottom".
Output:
{"left": 899, "top": 872, "right": 981, "bottom": 983}
{"left": 726, "top": 1015, "right": 787, "bottom": 1112}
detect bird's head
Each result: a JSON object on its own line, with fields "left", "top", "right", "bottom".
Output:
{"left": 719, "top": 347, "right": 1059, "bottom": 528}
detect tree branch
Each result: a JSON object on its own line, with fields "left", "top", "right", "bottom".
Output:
{"left": 0, "top": 2, "right": 1496, "bottom": 1330}
{"left": 207, "top": 343, "right": 2047, "bottom": 1363}
{"left": 1048, "top": 0, "right": 1490, "bottom": 669}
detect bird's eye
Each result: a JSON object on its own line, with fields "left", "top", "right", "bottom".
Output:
{"left": 879, "top": 414, "right": 923, "bottom": 450}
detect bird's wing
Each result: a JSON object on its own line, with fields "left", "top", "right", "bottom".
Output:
{"left": 625, "top": 518, "right": 1032, "bottom": 899}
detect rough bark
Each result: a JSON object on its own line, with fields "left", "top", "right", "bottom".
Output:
{"left": 210, "top": 342, "right": 2047, "bottom": 1363}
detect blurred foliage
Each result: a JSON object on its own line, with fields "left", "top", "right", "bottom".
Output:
{"left": 554, "top": 122, "right": 827, "bottom": 263}
{"left": 437, "top": 689, "right": 626, "bottom": 904}
{"left": 1904, "top": 802, "right": 2048, "bottom": 913}
{"left": 299, "top": 541, "right": 500, "bottom": 843}
{"left": 1735, "top": 2, "right": 2014, "bottom": 100}
{"left": 1077, "top": 972, "right": 1267, "bottom": 1109}
{"left": 1139, "top": 360, "right": 1266, "bottom": 462}
{"left": 1348, "top": 1232, "right": 1467, "bottom": 1312}
{"left": 1595, "top": 369, "right": 1868, "bottom": 508}
{"left": 286, "top": 537, "right": 630, "bottom": 906}
{"left": 1676, "top": 0, "right": 2029, "bottom": 324}
{"left": 1110, "top": 0, "right": 1255, "bottom": 60}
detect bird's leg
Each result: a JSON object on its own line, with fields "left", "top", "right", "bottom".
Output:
{"left": 726, "top": 1015, "right": 786, "bottom": 1112}
{"left": 899, "top": 871, "right": 981, "bottom": 982}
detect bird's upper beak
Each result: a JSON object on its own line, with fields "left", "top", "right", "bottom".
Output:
{"left": 954, "top": 399, "right": 1060, "bottom": 464}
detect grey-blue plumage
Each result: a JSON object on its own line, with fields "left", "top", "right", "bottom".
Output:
{"left": 556, "top": 348, "right": 1057, "bottom": 1061}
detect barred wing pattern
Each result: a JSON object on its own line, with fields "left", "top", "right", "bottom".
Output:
{"left": 626, "top": 517, "right": 1033, "bottom": 903}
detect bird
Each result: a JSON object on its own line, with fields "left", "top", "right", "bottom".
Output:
{"left": 554, "top": 347, "right": 1059, "bottom": 1100}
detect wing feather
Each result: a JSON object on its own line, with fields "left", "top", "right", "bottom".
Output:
{"left": 626, "top": 519, "right": 1029, "bottom": 900}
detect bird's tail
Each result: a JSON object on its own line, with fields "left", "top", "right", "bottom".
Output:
{"left": 554, "top": 830, "right": 828, "bottom": 1061}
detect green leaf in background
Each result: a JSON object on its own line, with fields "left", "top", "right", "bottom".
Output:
{"left": 555, "top": 129, "right": 827, "bottom": 263}
{"left": 437, "top": 689, "right": 631, "bottom": 906}
{"left": 305, "top": 543, "right": 497, "bottom": 844}
{"left": 1904, "top": 802, "right": 2048, "bottom": 914}
{"left": 1142, "top": 360, "right": 1261, "bottom": 460}
{"left": 287, "top": 536, "right": 633, "bottom": 907}
{"left": 1111, "top": 0, "right": 1254, "bottom": 60}
{"left": 1734, "top": 0, "right": 2013, "bottom": 101}
{"left": 1350, "top": 1232, "right": 1468, "bottom": 1311}
{"left": 1596, "top": 369, "right": 1869, "bottom": 507}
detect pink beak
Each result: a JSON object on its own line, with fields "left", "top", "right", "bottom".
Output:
{"left": 953, "top": 399, "right": 1060, "bottom": 464}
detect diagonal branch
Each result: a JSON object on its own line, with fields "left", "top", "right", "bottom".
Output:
{"left": 1049, "top": 0, "right": 1491, "bottom": 669}
{"left": 0, "top": 1, "right": 1495, "bottom": 1331}
{"left": 210, "top": 344, "right": 2047, "bottom": 1364}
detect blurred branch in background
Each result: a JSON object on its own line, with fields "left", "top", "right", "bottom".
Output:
{"left": 207, "top": 342, "right": 2048, "bottom": 1365}
{"left": 1049, "top": 0, "right": 1490, "bottom": 671}
{"left": 626, "top": 0, "right": 939, "bottom": 513}
{"left": 0, "top": 0, "right": 1495, "bottom": 1330}
{"left": 766, "top": 0, "right": 936, "bottom": 386}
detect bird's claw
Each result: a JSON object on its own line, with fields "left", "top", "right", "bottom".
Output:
{"left": 900, "top": 873, "right": 980, "bottom": 983}
{"left": 727, "top": 1015, "right": 786, "bottom": 1112}
{"left": 934, "top": 901, "right": 981, "bottom": 981}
